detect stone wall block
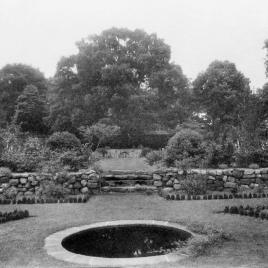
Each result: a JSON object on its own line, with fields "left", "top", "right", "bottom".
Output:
{"left": 224, "top": 182, "right": 237, "bottom": 188}
{"left": 173, "top": 184, "right": 181, "bottom": 190}
{"left": 87, "top": 182, "right": 99, "bottom": 188}
{"left": 73, "top": 182, "right": 81, "bottom": 189}
{"left": 68, "top": 176, "right": 76, "bottom": 184}
{"left": 154, "top": 181, "right": 162, "bottom": 187}
{"left": 81, "top": 187, "right": 89, "bottom": 193}
{"left": 260, "top": 168, "right": 268, "bottom": 174}
{"left": 162, "top": 176, "right": 169, "bottom": 182}
{"left": 153, "top": 174, "right": 162, "bottom": 180}
{"left": 81, "top": 179, "right": 87, "bottom": 186}
{"left": 31, "top": 180, "right": 38, "bottom": 186}
{"left": 244, "top": 169, "right": 254, "bottom": 175}
{"left": 232, "top": 169, "right": 244, "bottom": 178}
{"left": 227, "top": 176, "right": 236, "bottom": 183}
{"left": 20, "top": 178, "right": 27, "bottom": 184}
{"left": 9, "top": 179, "right": 19, "bottom": 186}
{"left": 166, "top": 180, "right": 173, "bottom": 186}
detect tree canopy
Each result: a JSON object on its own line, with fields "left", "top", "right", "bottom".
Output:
{"left": 0, "top": 64, "right": 47, "bottom": 125}
{"left": 47, "top": 28, "right": 190, "bottom": 141}
{"left": 192, "top": 60, "right": 251, "bottom": 139}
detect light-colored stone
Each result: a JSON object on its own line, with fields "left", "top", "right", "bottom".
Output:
{"left": 1, "top": 183, "right": 9, "bottom": 189}
{"left": 20, "top": 178, "right": 27, "bottom": 184}
{"left": 166, "top": 180, "right": 173, "bottom": 186}
{"left": 87, "top": 182, "right": 98, "bottom": 188}
{"left": 177, "top": 170, "right": 184, "bottom": 175}
{"left": 244, "top": 169, "right": 254, "bottom": 175}
{"left": 173, "top": 184, "right": 181, "bottom": 190}
{"left": 208, "top": 175, "right": 216, "bottom": 181}
{"left": 216, "top": 169, "right": 223, "bottom": 175}
{"left": 250, "top": 183, "right": 259, "bottom": 189}
{"left": 28, "top": 175, "right": 35, "bottom": 182}
{"left": 224, "top": 182, "right": 237, "bottom": 188}
{"left": 88, "top": 174, "right": 99, "bottom": 180}
{"left": 81, "top": 187, "right": 89, "bottom": 193}
{"left": 199, "top": 169, "right": 207, "bottom": 175}
{"left": 153, "top": 174, "right": 162, "bottom": 180}
{"left": 81, "top": 180, "right": 87, "bottom": 186}
{"left": 154, "top": 181, "right": 162, "bottom": 187}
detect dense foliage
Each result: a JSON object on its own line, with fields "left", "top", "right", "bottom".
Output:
{"left": 165, "top": 129, "right": 208, "bottom": 168}
{"left": 13, "top": 85, "right": 48, "bottom": 133}
{"left": 47, "top": 131, "right": 81, "bottom": 150}
{"left": 0, "top": 64, "right": 47, "bottom": 126}
{"left": 47, "top": 28, "right": 190, "bottom": 146}
{"left": 0, "top": 29, "right": 268, "bottom": 168}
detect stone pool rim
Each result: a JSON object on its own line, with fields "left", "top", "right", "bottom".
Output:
{"left": 44, "top": 220, "right": 195, "bottom": 267}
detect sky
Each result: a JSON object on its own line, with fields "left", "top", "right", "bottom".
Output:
{"left": 0, "top": 0, "right": 268, "bottom": 90}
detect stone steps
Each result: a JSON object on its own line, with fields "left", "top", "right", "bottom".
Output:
{"left": 100, "top": 170, "right": 154, "bottom": 192}
{"left": 102, "top": 175, "right": 152, "bottom": 180}
{"left": 101, "top": 185, "right": 157, "bottom": 193}
{"left": 102, "top": 179, "right": 154, "bottom": 186}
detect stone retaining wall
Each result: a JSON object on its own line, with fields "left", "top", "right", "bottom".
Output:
{"left": 1, "top": 168, "right": 268, "bottom": 199}
{"left": 0, "top": 169, "right": 100, "bottom": 199}
{"left": 153, "top": 168, "right": 268, "bottom": 193}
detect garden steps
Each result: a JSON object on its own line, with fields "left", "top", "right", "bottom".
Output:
{"left": 101, "top": 185, "right": 157, "bottom": 193}
{"left": 101, "top": 170, "right": 155, "bottom": 192}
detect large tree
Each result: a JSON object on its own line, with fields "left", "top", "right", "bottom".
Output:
{"left": 13, "top": 85, "right": 48, "bottom": 134}
{"left": 0, "top": 64, "right": 47, "bottom": 125}
{"left": 192, "top": 60, "right": 251, "bottom": 140}
{"left": 48, "top": 28, "right": 190, "bottom": 138}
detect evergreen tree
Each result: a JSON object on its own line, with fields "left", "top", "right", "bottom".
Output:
{"left": 13, "top": 85, "right": 47, "bottom": 134}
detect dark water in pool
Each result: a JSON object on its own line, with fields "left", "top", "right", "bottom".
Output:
{"left": 61, "top": 224, "right": 192, "bottom": 258}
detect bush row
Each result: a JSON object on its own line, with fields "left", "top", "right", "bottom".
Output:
{"left": 224, "top": 205, "right": 268, "bottom": 219}
{"left": 0, "top": 195, "right": 90, "bottom": 205}
{"left": 0, "top": 209, "right": 29, "bottom": 224}
{"left": 162, "top": 192, "right": 268, "bottom": 201}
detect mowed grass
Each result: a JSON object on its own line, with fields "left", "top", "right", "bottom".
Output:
{"left": 0, "top": 195, "right": 268, "bottom": 268}
{"left": 97, "top": 157, "right": 157, "bottom": 172}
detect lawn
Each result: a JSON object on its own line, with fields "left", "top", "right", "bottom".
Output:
{"left": 97, "top": 157, "right": 157, "bottom": 172}
{"left": 1, "top": 194, "right": 268, "bottom": 268}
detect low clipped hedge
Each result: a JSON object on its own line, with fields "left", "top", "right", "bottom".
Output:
{"left": 0, "top": 209, "right": 29, "bottom": 224}
{"left": 0, "top": 195, "right": 90, "bottom": 205}
{"left": 161, "top": 191, "right": 268, "bottom": 201}
{"left": 224, "top": 205, "right": 268, "bottom": 220}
